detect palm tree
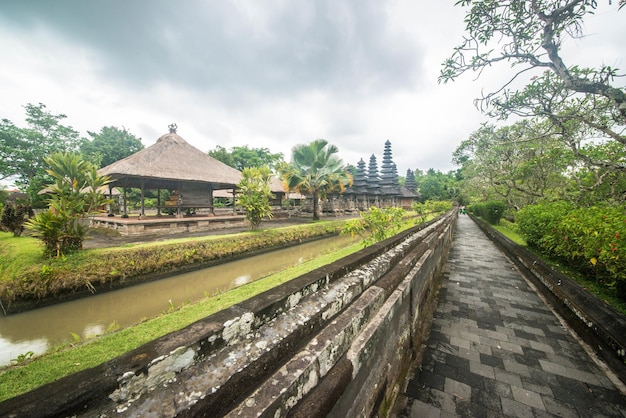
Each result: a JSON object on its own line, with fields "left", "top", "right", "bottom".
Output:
{"left": 278, "top": 139, "right": 353, "bottom": 220}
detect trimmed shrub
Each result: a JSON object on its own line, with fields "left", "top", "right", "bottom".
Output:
{"left": 516, "top": 203, "right": 626, "bottom": 299}
{"left": 469, "top": 201, "right": 507, "bottom": 225}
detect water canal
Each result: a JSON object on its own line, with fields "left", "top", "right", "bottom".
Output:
{"left": 0, "top": 234, "right": 359, "bottom": 366}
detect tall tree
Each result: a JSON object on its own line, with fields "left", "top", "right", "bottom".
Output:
{"left": 278, "top": 139, "right": 352, "bottom": 220}
{"left": 441, "top": 1, "right": 626, "bottom": 173}
{"left": 80, "top": 126, "right": 144, "bottom": 167}
{"left": 0, "top": 103, "right": 81, "bottom": 197}
{"left": 208, "top": 145, "right": 284, "bottom": 171}
{"left": 414, "top": 169, "right": 461, "bottom": 202}
{"left": 453, "top": 121, "right": 572, "bottom": 208}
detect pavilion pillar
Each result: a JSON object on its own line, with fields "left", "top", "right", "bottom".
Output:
{"left": 121, "top": 186, "right": 128, "bottom": 218}
{"left": 208, "top": 187, "right": 214, "bottom": 216}
{"left": 140, "top": 179, "right": 146, "bottom": 219}
{"left": 231, "top": 188, "right": 236, "bottom": 215}
{"left": 107, "top": 184, "right": 114, "bottom": 217}
{"left": 176, "top": 181, "right": 183, "bottom": 218}
{"left": 157, "top": 189, "right": 161, "bottom": 217}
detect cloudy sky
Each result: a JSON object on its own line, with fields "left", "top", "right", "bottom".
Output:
{"left": 1, "top": 1, "right": 624, "bottom": 182}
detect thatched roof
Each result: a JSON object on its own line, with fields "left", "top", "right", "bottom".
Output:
{"left": 98, "top": 131, "right": 242, "bottom": 190}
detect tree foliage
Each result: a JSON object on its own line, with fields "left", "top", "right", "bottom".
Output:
{"left": 441, "top": 1, "right": 626, "bottom": 173}
{"left": 236, "top": 166, "right": 274, "bottom": 231}
{"left": 80, "top": 126, "right": 144, "bottom": 167}
{"left": 0, "top": 103, "right": 82, "bottom": 201}
{"left": 209, "top": 145, "right": 284, "bottom": 171}
{"left": 278, "top": 139, "right": 353, "bottom": 221}
{"left": 414, "top": 169, "right": 463, "bottom": 203}
{"left": 453, "top": 121, "right": 577, "bottom": 208}
{"left": 27, "top": 152, "right": 111, "bottom": 257}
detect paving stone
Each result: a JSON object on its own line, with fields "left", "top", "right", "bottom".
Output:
{"left": 415, "top": 370, "right": 445, "bottom": 393}
{"left": 434, "top": 361, "right": 458, "bottom": 381}
{"left": 503, "top": 359, "right": 531, "bottom": 377}
{"left": 469, "top": 361, "right": 495, "bottom": 379}
{"left": 500, "top": 397, "right": 535, "bottom": 418}
{"left": 479, "top": 352, "right": 504, "bottom": 369}
{"left": 444, "top": 378, "right": 471, "bottom": 402}
{"left": 470, "top": 386, "right": 502, "bottom": 413}
{"left": 541, "top": 395, "right": 579, "bottom": 417}
{"left": 445, "top": 353, "right": 470, "bottom": 370}
{"left": 407, "top": 399, "right": 441, "bottom": 418}
{"left": 455, "top": 367, "right": 486, "bottom": 390}
{"left": 482, "top": 377, "right": 512, "bottom": 399}
{"left": 519, "top": 377, "right": 553, "bottom": 397}
{"left": 511, "top": 385, "right": 546, "bottom": 410}
{"left": 529, "top": 340, "right": 555, "bottom": 354}
{"left": 494, "top": 368, "right": 524, "bottom": 387}
{"left": 512, "top": 352, "right": 541, "bottom": 369}
{"left": 449, "top": 336, "right": 471, "bottom": 350}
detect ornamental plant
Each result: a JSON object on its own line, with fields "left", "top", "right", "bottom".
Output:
{"left": 342, "top": 206, "right": 406, "bottom": 246}
{"left": 236, "top": 166, "right": 274, "bottom": 231}
{"left": 27, "top": 152, "right": 111, "bottom": 257}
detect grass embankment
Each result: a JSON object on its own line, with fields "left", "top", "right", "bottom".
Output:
{"left": 0, "top": 221, "right": 347, "bottom": 305}
{"left": 492, "top": 219, "right": 626, "bottom": 315}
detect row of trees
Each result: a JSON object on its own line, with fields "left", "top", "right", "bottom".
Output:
{"left": 1, "top": 103, "right": 143, "bottom": 206}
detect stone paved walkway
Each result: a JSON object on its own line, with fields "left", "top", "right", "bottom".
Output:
{"left": 399, "top": 215, "right": 626, "bottom": 418}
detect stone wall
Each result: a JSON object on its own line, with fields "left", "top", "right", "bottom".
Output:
{"left": 0, "top": 212, "right": 456, "bottom": 417}
{"left": 90, "top": 214, "right": 246, "bottom": 236}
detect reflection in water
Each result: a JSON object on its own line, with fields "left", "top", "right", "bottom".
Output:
{"left": 0, "top": 235, "right": 357, "bottom": 366}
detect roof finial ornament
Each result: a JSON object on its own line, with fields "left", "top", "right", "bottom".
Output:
{"left": 168, "top": 123, "right": 178, "bottom": 133}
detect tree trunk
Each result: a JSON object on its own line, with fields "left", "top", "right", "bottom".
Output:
{"left": 312, "top": 190, "right": 320, "bottom": 221}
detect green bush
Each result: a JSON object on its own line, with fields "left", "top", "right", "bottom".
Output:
{"left": 0, "top": 202, "right": 34, "bottom": 237}
{"left": 516, "top": 203, "right": 626, "bottom": 299}
{"left": 469, "top": 201, "right": 507, "bottom": 225}
{"left": 342, "top": 206, "right": 406, "bottom": 245}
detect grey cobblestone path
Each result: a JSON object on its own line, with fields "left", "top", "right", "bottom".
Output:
{"left": 399, "top": 215, "right": 626, "bottom": 417}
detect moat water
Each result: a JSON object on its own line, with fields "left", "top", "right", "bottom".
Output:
{"left": 0, "top": 234, "right": 358, "bottom": 366}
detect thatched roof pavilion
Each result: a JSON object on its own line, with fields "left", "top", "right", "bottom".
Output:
{"left": 98, "top": 125, "right": 242, "bottom": 217}
{"left": 99, "top": 126, "right": 241, "bottom": 191}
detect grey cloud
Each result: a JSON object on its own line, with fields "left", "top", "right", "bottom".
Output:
{"left": 1, "top": 0, "right": 424, "bottom": 103}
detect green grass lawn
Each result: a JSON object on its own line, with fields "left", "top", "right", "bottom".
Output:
{"left": 0, "top": 232, "right": 43, "bottom": 282}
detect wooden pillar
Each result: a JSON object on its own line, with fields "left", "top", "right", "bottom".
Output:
{"left": 107, "top": 184, "right": 114, "bottom": 217}
{"left": 140, "top": 179, "right": 146, "bottom": 218}
{"left": 121, "top": 186, "right": 128, "bottom": 218}
{"left": 208, "top": 187, "right": 214, "bottom": 216}
{"left": 157, "top": 189, "right": 161, "bottom": 217}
